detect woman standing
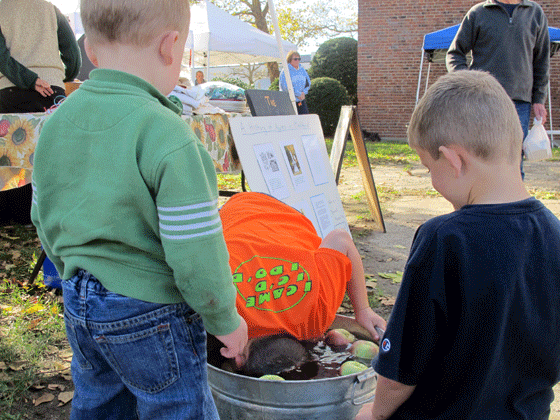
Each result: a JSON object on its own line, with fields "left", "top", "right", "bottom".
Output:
{"left": 279, "top": 51, "right": 311, "bottom": 115}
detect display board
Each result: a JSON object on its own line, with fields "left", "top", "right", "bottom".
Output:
{"left": 245, "top": 90, "right": 296, "bottom": 116}
{"left": 229, "top": 114, "right": 349, "bottom": 238}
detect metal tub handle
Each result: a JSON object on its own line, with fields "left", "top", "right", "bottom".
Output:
{"left": 351, "top": 369, "right": 377, "bottom": 406}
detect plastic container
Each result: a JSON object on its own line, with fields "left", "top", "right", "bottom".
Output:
{"left": 42, "top": 252, "right": 62, "bottom": 289}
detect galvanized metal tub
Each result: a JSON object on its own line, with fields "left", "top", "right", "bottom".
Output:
{"left": 207, "top": 362, "right": 376, "bottom": 420}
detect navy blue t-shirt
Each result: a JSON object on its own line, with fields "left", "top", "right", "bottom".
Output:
{"left": 375, "top": 198, "right": 560, "bottom": 420}
{"left": 496, "top": 1, "right": 518, "bottom": 17}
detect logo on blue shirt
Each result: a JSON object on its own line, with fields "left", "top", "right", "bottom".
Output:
{"left": 381, "top": 338, "right": 391, "bottom": 352}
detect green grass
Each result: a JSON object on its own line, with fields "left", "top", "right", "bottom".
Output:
{"left": 324, "top": 138, "right": 419, "bottom": 167}
{"left": 0, "top": 225, "right": 67, "bottom": 418}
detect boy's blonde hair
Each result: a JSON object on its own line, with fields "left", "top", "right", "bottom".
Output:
{"left": 81, "top": 0, "right": 190, "bottom": 46}
{"left": 408, "top": 70, "right": 523, "bottom": 162}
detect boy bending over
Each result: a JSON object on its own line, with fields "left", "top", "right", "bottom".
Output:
{"left": 215, "top": 192, "right": 386, "bottom": 374}
{"left": 357, "top": 70, "right": 560, "bottom": 420}
{"left": 31, "top": 1, "right": 247, "bottom": 419}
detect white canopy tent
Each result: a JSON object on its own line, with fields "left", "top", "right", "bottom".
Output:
{"left": 187, "top": 1, "right": 297, "bottom": 69}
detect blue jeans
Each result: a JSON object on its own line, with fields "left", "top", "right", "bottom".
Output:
{"left": 514, "top": 100, "right": 531, "bottom": 180}
{"left": 62, "top": 270, "right": 219, "bottom": 420}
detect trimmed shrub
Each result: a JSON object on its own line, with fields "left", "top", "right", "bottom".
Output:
{"left": 211, "top": 76, "right": 250, "bottom": 91}
{"left": 309, "top": 37, "right": 357, "bottom": 104}
{"left": 268, "top": 77, "right": 280, "bottom": 91}
{"left": 306, "top": 77, "right": 351, "bottom": 136}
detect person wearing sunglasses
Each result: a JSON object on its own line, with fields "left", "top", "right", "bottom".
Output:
{"left": 279, "top": 50, "right": 311, "bottom": 114}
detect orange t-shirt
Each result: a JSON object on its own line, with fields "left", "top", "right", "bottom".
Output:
{"left": 220, "top": 192, "right": 352, "bottom": 340}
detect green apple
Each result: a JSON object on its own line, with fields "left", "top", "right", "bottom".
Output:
{"left": 350, "top": 340, "right": 378, "bottom": 360}
{"left": 259, "top": 374, "right": 285, "bottom": 381}
{"left": 340, "top": 360, "right": 369, "bottom": 376}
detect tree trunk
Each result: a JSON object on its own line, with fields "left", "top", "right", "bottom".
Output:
{"left": 267, "top": 62, "right": 280, "bottom": 81}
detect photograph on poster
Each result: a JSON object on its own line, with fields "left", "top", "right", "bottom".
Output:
{"left": 253, "top": 142, "right": 290, "bottom": 200}
{"left": 280, "top": 140, "right": 309, "bottom": 193}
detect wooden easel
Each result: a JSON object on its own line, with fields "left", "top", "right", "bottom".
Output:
{"left": 330, "top": 106, "right": 386, "bottom": 233}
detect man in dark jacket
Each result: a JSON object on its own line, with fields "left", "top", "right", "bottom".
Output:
{"left": 446, "top": 0, "right": 549, "bottom": 177}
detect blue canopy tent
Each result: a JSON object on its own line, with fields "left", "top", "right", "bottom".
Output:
{"left": 416, "top": 25, "right": 560, "bottom": 143}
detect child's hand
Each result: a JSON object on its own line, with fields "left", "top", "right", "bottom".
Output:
{"left": 215, "top": 317, "right": 248, "bottom": 359}
{"left": 355, "top": 307, "right": 387, "bottom": 343}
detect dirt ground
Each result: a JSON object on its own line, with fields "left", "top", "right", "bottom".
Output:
{"left": 15, "top": 158, "right": 560, "bottom": 419}
{"left": 342, "top": 158, "right": 560, "bottom": 305}
{"left": 339, "top": 157, "right": 560, "bottom": 419}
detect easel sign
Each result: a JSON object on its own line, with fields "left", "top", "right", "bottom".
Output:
{"left": 331, "top": 106, "right": 386, "bottom": 233}
{"left": 229, "top": 114, "right": 349, "bottom": 238}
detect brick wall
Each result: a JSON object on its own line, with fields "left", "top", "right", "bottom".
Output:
{"left": 357, "top": 0, "right": 560, "bottom": 141}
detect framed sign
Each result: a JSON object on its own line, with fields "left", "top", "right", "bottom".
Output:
{"left": 245, "top": 90, "right": 296, "bottom": 117}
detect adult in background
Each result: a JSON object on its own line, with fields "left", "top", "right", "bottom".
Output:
{"left": 280, "top": 50, "right": 311, "bottom": 115}
{"left": 446, "top": 0, "right": 549, "bottom": 178}
{"left": 0, "top": 0, "right": 81, "bottom": 226}
{"left": 195, "top": 70, "right": 206, "bottom": 86}
{"left": 0, "top": 0, "right": 81, "bottom": 113}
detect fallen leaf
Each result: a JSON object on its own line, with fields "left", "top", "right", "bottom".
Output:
{"left": 24, "top": 303, "right": 45, "bottom": 315}
{"left": 0, "top": 361, "right": 6, "bottom": 370}
{"left": 379, "top": 296, "right": 396, "bottom": 306}
{"left": 28, "top": 318, "right": 42, "bottom": 330}
{"left": 377, "top": 272, "right": 399, "bottom": 280}
{"left": 59, "top": 350, "right": 73, "bottom": 360}
{"left": 365, "top": 280, "right": 377, "bottom": 289}
{"left": 393, "top": 245, "right": 406, "bottom": 249}
{"left": 8, "top": 361, "right": 26, "bottom": 371}
{"left": 61, "top": 373, "right": 72, "bottom": 381}
{"left": 58, "top": 391, "right": 74, "bottom": 406}
{"left": 33, "top": 393, "right": 55, "bottom": 406}
{"left": 48, "top": 384, "right": 66, "bottom": 391}
{"left": 53, "top": 361, "right": 71, "bottom": 372}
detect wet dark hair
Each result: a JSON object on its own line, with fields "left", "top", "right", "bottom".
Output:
{"left": 243, "top": 334, "right": 309, "bottom": 377}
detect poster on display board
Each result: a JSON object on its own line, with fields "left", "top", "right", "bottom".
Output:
{"left": 229, "top": 114, "right": 349, "bottom": 238}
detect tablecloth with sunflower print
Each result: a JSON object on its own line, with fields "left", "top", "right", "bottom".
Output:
{"left": 0, "top": 112, "right": 243, "bottom": 191}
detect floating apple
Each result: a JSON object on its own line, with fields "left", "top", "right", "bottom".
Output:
{"left": 340, "top": 360, "right": 369, "bottom": 376}
{"left": 259, "top": 374, "right": 285, "bottom": 381}
{"left": 349, "top": 340, "right": 378, "bottom": 361}
{"left": 325, "top": 328, "right": 356, "bottom": 347}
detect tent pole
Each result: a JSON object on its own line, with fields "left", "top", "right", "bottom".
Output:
{"left": 416, "top": 48, "right": 425, "bottom": 105}
{"left": 548, "top": 83, "right": 555, "bottom": 146}
{"left": 267, "top": 0, "right": 298, "bottom": 114}
{"left": 425, "top": 62, "right": 431, "bottom": 95}
{"left": 206, "top": 51, "right": 210, "bottom": 81}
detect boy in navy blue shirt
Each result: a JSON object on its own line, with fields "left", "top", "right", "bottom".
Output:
{"left": 357, "top": 70, "right": 560, "bottom": 420}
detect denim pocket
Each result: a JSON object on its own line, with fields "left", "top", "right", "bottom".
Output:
{"left": 64, "top": 320, "right": 93, "bottom": 371}
{"left": 94, "top": 322, "right": 179, "bottom": 393}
